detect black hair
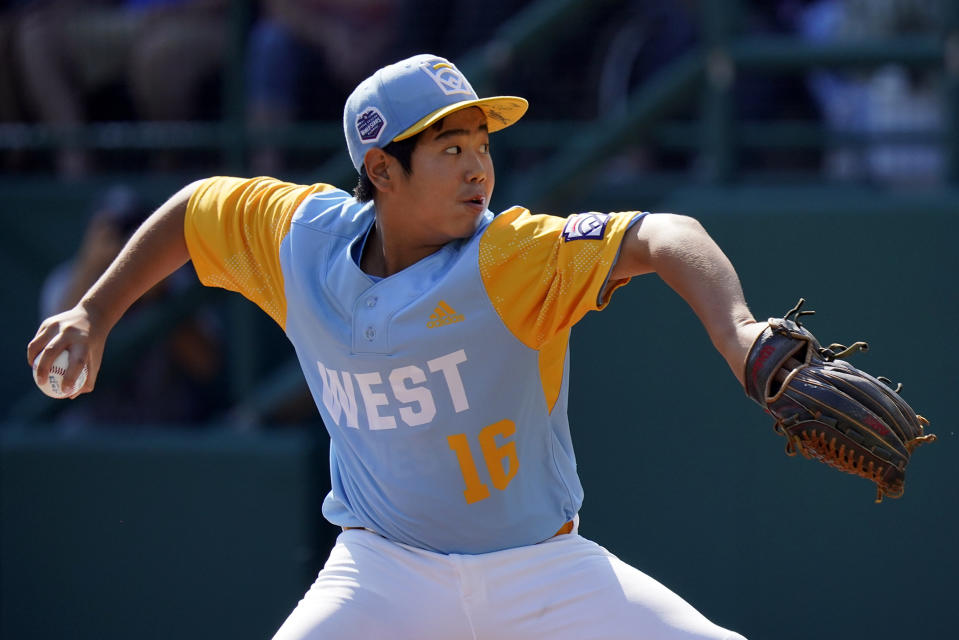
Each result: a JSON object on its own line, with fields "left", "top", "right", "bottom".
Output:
{"left": 353, "top": 134, "right": 421, "bottom": 202}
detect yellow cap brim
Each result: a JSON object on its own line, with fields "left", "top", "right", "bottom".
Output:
{"left": 392, "top": 96, "right": 529, "bottom": 142}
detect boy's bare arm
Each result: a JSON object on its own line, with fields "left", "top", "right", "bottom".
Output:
{"left": 27, "top": 180, "right": 203, "bottom": 395}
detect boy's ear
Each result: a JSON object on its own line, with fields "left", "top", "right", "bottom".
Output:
{"left": 364, "top": 148, "right": 394, "bottom": 193}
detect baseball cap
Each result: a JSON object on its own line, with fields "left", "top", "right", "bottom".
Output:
{"left": 344, "top": 54, "right": 528, "bottom": 172}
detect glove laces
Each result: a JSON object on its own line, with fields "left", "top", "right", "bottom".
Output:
{"left": 777, "top": 418, "right": 897, "bottom": 502}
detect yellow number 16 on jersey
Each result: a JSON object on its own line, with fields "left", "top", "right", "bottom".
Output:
{"left": 446, "top": 419, "right": 519, "bottom": 504}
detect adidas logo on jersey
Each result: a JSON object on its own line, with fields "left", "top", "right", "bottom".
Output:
{"left": 427, "top": 300, "right": 464, "bottom": 328}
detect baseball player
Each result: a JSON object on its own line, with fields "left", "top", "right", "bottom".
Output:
{"left": 29, "top": 54, "right": 764, "bottom": 639}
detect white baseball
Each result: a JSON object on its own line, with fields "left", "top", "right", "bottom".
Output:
{"left": 33, "top": 351, "right": 88, "bottom": 399}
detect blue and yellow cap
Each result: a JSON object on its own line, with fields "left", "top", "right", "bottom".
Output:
{"left": 344, "top": 54, "right": 528, "bottom": 172}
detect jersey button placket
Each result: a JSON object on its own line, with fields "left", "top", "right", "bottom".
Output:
{"left": 353, "top": 291, "right": 388, "bottom": 354}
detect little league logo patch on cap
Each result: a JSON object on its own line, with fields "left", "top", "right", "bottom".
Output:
{"left": 420, "top": 61, "right": 474, "bottom": 97}
{"left": 562, "top": 213, "right": 610, "bottom": 241}
{"left": 356, "top": 107, "right": 387, "bottom": 144}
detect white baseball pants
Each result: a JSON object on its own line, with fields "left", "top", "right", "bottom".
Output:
{"left": 272, "top": 525, "right": 746, "bottom": 640}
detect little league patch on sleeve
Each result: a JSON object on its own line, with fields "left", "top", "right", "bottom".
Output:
{"left": 562, "top": 213, "right": 610, "bottom": 241}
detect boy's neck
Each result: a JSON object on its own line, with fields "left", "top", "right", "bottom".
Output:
{"left": 360, "top": 215, "right": 445, "bottom": 278}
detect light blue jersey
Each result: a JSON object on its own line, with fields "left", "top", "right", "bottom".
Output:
{"left": 186, "top": 177, "right": 643, "bottom": 554}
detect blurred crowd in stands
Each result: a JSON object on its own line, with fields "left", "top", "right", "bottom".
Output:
{"left": 0, "top": 0, "right": 948, "bottom": 183}
{"left": 0, "top": 0, "right": 546, "bottom": 177}
{"left": 3, "top": 0, "right": 947, "bottom": 429}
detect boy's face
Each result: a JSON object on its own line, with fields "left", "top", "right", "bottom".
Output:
{"left": 392, "top": 107, "right": 494, "bottom": 244}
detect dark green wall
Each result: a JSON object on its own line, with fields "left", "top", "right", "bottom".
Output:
{"left": 2, "top": 199, "right": 956, "bottom": 639}
{"left": 569, "top": 200, "right": 957, "bottom": 639}
{"left": 0, "top": 429, "right": 337, "bottom": 640}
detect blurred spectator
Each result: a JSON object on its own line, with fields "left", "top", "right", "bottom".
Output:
{"left": 731, "top": 1, "right": 821, "bottom": 173}
{"left": 0, "top": 3, "right": 26, "bottom": 171}
{"left": 397, "top": 0, "right": 535, "bottom": 59}
{"left": 562, "top": 0, "right": 698, "bottom": 180}
{"left": 40, "top": 185, "right": 226, "bottom": 428}
{"left": 0, "top": 3, "right": 25, "bottom": 120}
{"left": 798, "top": 0, "right": 944, "bottom": 184}
{"left": 246, "top": 0, "right": 402, "bottom": 175}
{"left": 593, "top": 0, "right": 698, "bottom": 118}
{"left": 14, "top": 0, "right": 228, "bottom": 178}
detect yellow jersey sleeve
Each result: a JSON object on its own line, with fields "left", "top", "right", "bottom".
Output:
{"left": 479, "top": 207, "right": 639, "bottom": 349}
{"left": 184, "top": 176, "right": 336, "bottom": 330}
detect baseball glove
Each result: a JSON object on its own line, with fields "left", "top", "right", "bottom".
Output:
{"left": 744, "top": 299, "right": 935, "bottom": 502}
